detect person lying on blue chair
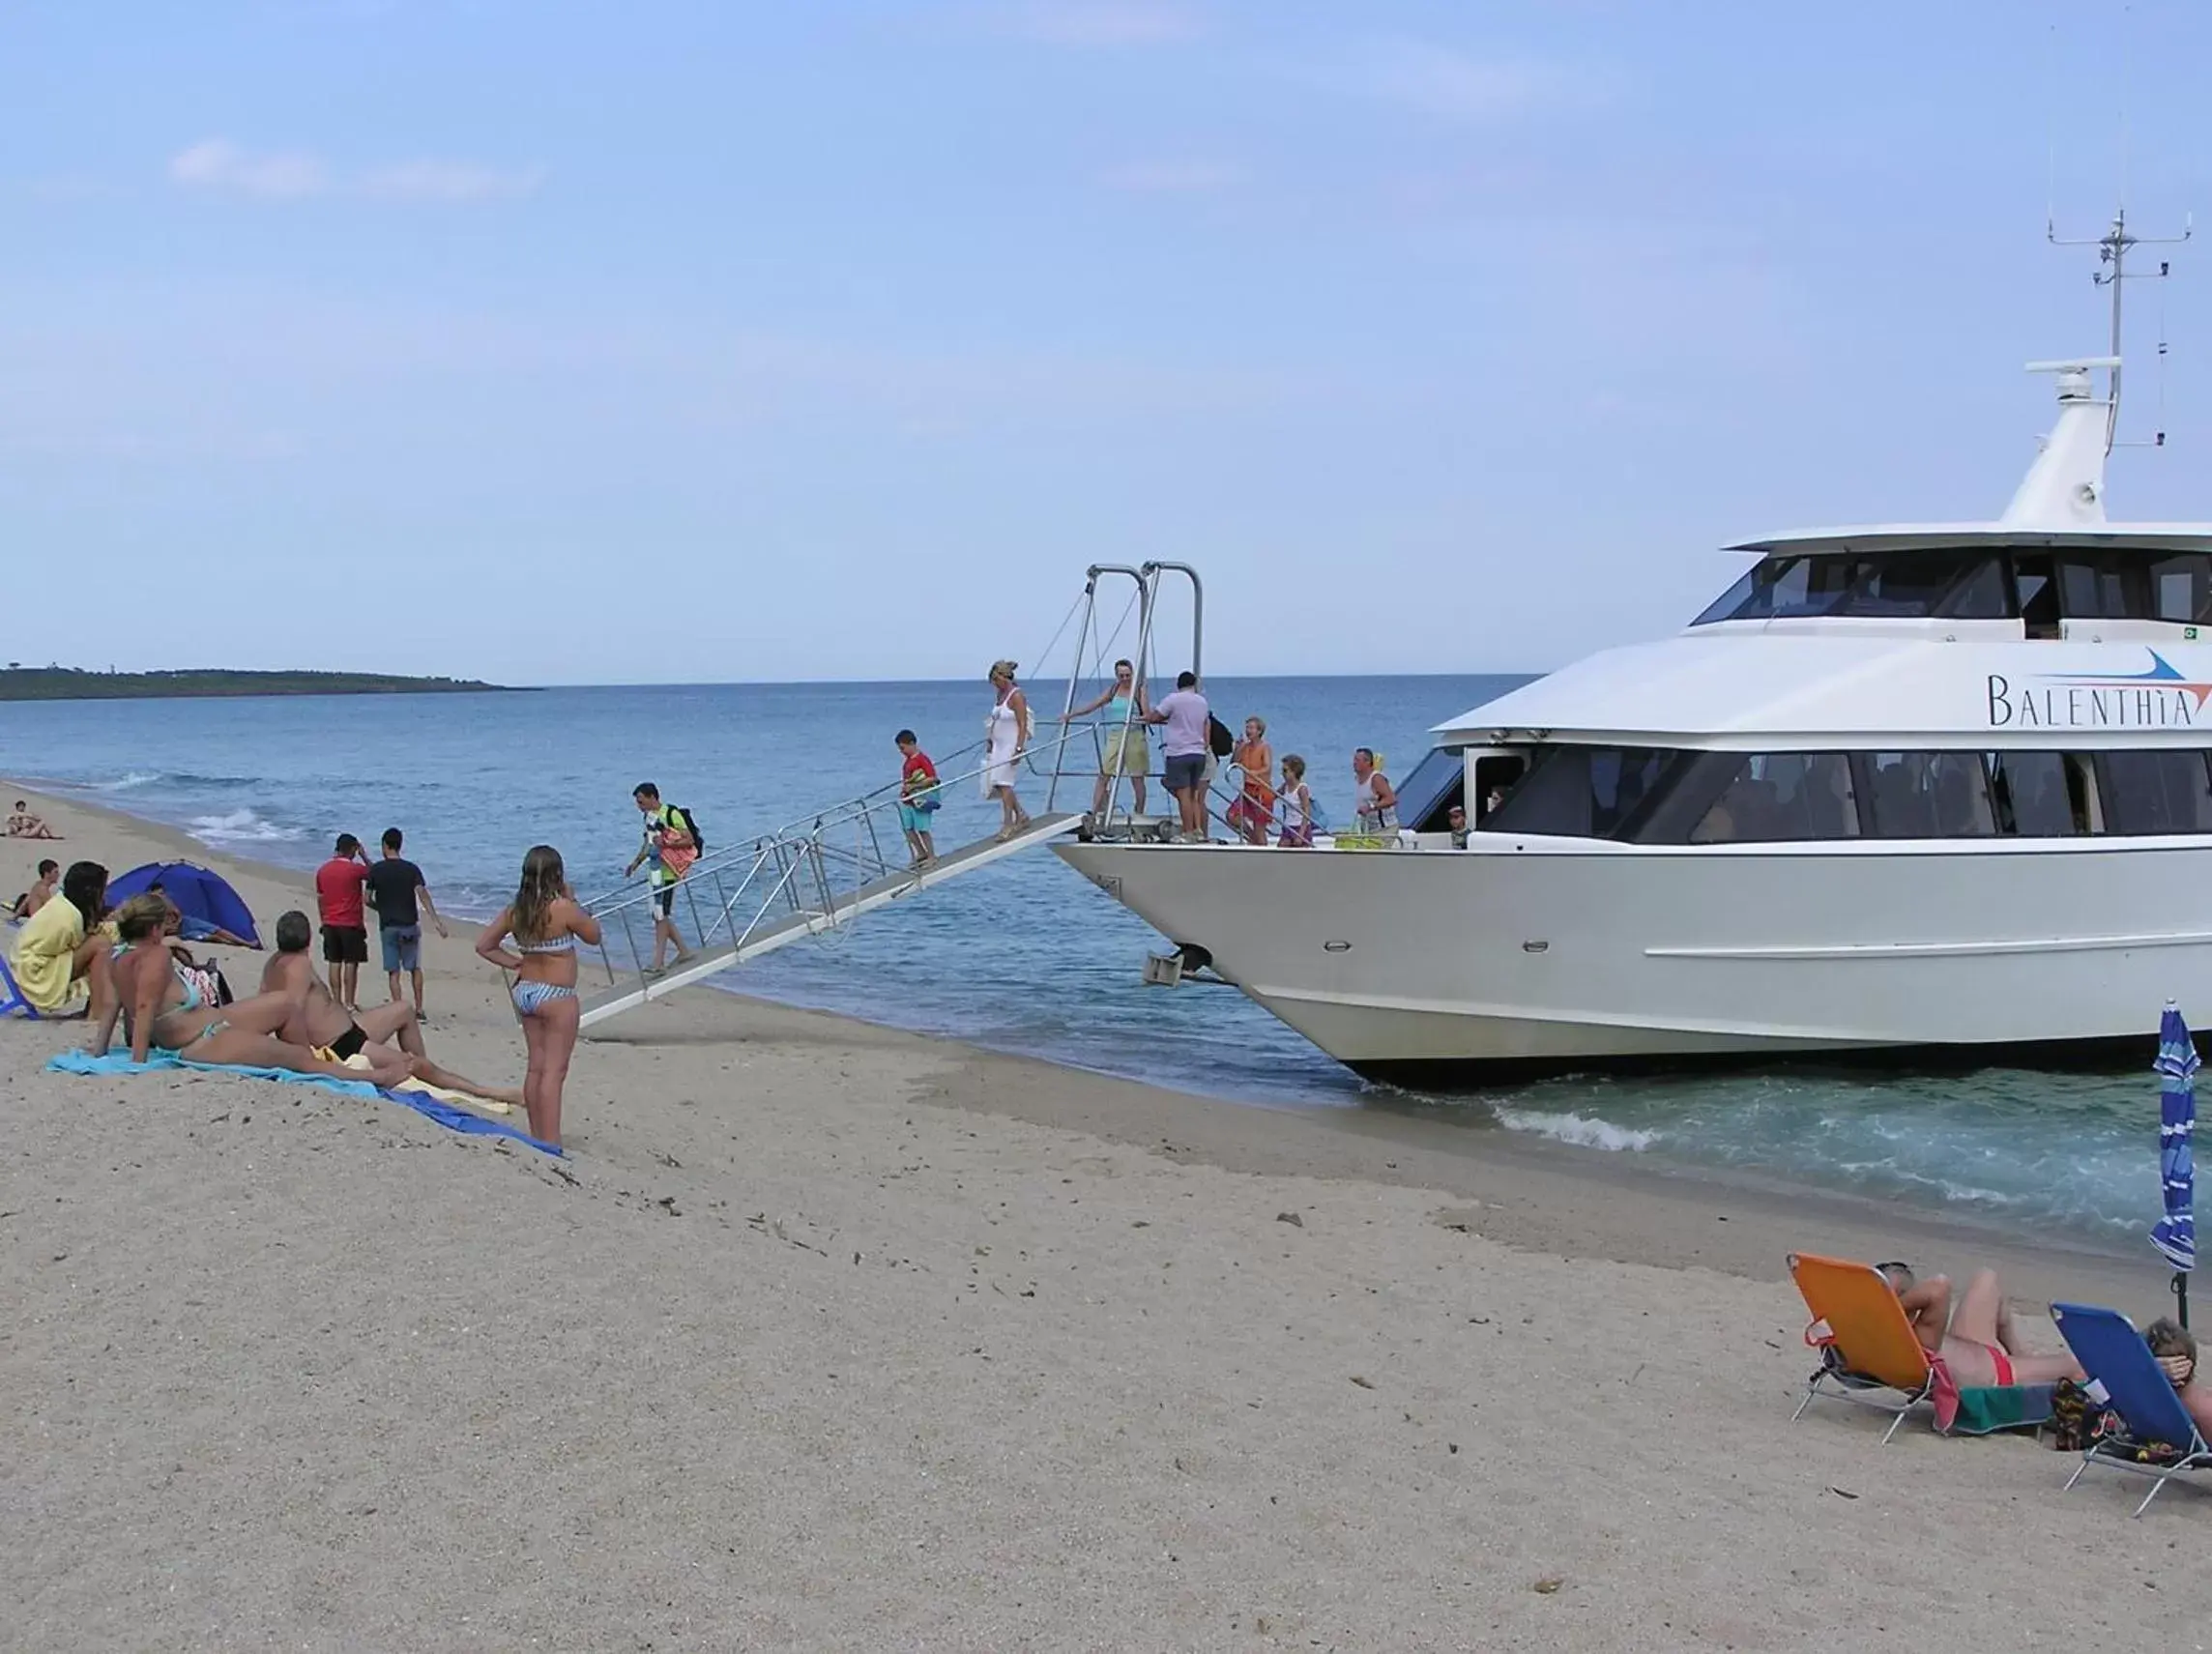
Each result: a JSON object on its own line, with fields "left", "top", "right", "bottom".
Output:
{"left": 2143, "top": 1319, "right": 2212, "bottom": 1438}
{"left": 1879, "top": 1261, "right": 2084, "bottom": 1387}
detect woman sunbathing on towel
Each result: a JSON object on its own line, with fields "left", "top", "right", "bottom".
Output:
{"left": 1879, "top": 1262, "right": 2083, "bottom": 1386}
{"left": 93, "top": 895, "right": 408, "bottom": 1086}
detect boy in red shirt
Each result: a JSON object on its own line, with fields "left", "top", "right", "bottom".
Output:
{"left": 895, "top": 730, "right": 940, "bottom": 868}
{"left": 313, "top": 833, "right": 372, "bottom": 1011}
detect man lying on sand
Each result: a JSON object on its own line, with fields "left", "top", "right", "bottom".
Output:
{"left": 261, "top": 911, "right": 521, "bottom": 1108}
{"left": 1880, "top": 1261, "right": 2084, "bottom": 1386}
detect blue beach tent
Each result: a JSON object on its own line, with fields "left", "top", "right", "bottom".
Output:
{"left": 103, "top": 861, "right": 261, "bottom": 948}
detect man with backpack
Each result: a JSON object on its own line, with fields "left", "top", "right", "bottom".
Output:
{"left": 1145, "top": 670, "right": 1215, "bottom": 843}
{"left": 624, "top": 782, "right": 702, "bottom": 974}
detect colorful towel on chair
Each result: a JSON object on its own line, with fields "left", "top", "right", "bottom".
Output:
{"left": 1929, "top": 1356, "right": 2056, "bottom": 1436}
{"left": 45, "top": 1049, "right": 560, "bottom": 1157}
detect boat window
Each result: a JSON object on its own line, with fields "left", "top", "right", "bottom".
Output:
{"left": 1846, "top": 552, "right": 2006, "bottom": 619}
{"left": 1393, "top": 747, "right": 1466, "bottom": 833}
{"left": 1986, "top": 752, "right": 2081, "bottom": 835}
{"left": 1482, "top": 746, "right": 1677, "bottom": 838}
{"left": 2148, "top": 553, "right": 2212, "bottom": 624}
{"left": 1590, "top": 748, "right": 1674, "bottom": 836}
{"left": 1690, "top": 754, "right": 1859, "bottom": 843}
{"left": 2056, "top": 553, "right": 2146, "bottom": 621}
{"left": 1861, "top": 751, "right": 1996, "bottom": 838}
{"left": 2015, "top": 557, "right": 2061, "bottom": 639}
{"left": 1472, "top": 755, "right": 1527, "bottom": 823}
{"left": 2094, "top": 750, "right": 2212, "bottom": 834}
{"left": 1692, "top": 550, "right": 2008, "bottom": 624}
{"left": 1692, "top": 556, "right": 1814, "bottom": 623}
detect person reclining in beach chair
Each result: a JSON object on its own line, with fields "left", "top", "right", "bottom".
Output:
{"left": 1790, "top": 1252, "right": 2080, "bottom": 1440}
{"left": 2051, "top": 1301, "right": 2212, "bottom": 1516}
{"left": 1882, "top": 1261, "right": 2082, "bottom": 1388}
{"left": 260, "top": 911, "right": 520, "bottom": 1108}
{"left": 2145, "top": 1317, "right": 2212, "bottom": 1440}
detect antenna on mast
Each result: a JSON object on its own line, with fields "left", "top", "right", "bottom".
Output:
{"left": 2047, "top": 207, "right": 2190, "bottom": 453}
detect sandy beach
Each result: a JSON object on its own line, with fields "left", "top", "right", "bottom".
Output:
{"left": 5, "top": 783, "right": 2210, "bottom": 1652}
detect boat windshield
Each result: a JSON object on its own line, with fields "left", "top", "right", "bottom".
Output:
{"left": 1392, "top": 747, "right": 1465, "bottom": 832}
{"left": 1693, "top": 550, "right": 2008, "bottom": 624}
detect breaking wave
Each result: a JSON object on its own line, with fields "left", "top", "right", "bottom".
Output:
{"left": 1489, "top": 1106, "right": 1660, "bottom": 1153}
{"left": 188, "top": 808, "right": 305, "bottom": 846}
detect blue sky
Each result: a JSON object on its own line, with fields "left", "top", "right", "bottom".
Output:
{"left": 4, "top": 0, "right": 2207, "bottom": 683}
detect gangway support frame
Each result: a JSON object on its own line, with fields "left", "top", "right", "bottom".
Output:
{"left": 575, "top": 812, "right": 1079, "bottom": 1030}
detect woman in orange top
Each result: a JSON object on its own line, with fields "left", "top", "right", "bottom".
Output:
{"left": 1229, "top": 716, "right": 1275, "bottom": 845}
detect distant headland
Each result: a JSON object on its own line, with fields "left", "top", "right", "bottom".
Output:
{"left": 0, "top": 667, "right": 527, "bottom": 702}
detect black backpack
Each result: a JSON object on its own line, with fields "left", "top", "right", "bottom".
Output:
{"left": 669, "top": 805, "right": 705, "bottom": 855}
{"left": 1208, "top": 714, "right": 1235, "bottom": 759}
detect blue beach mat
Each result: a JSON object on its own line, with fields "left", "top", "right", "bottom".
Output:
{"left": 47, "top": 1049, "right": 561, "bottom": 1156}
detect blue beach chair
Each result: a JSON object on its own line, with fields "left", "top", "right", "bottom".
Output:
{"left": 2050, "top": 1302, "right": 2212, "bottom": 1517}
{"left": 0, "top": 952, "right": 43, "bottom": 1019}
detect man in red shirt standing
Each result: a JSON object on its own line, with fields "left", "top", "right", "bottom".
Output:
{"left": 313, "top": 833, "right": 373, "bottom": 1012}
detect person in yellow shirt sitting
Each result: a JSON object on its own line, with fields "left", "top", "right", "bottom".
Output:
{"left": 9, "top": 861, "right": 115, "bottom": 1021}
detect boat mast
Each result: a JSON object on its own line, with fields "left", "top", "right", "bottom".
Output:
{"left": 2047, "top": 207, "right": 2190, "bottom": 454}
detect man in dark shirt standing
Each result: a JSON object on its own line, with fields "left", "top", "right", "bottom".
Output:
{"left": 364, "top": 827, "right": 448, "bottom": 1017}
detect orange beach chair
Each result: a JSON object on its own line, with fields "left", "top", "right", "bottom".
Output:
{"left": 1787, "top": 1252, "right": 1937, "bottom": 1442}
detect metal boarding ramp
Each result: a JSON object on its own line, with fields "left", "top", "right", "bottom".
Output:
{"left": 574, "top": 741, "right": 1082, "bottom": 1030}
{"left": 572, "top": 560, "right": 1205, "bottom": 1029}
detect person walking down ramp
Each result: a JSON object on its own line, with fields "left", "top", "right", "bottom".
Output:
{"left": 364, "top": 827, "right": 448, "bottom": 1017}
{"left": 895, "top": 730, "right": 941, "bottom": 868}
{"left": 478, "top": 845, "right": 600, "bottom": 1151}
{"left": 982, "top": 661, "right": 1032, "bottom": 843}
{"left": 624, "top": 782, "right": 700, "bottom": 974}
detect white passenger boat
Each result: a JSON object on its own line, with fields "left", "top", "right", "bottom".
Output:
{"left": 1056, "top": 223, "right": 2212, "bottom": 1082}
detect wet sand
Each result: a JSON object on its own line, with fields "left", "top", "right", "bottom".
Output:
{"left": 4, "top": 783, "right": 2205, "bottom": 1651}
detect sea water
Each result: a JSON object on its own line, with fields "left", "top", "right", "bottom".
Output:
{"left": 0, "top": 676, "right": 2169, "bottom": 1246}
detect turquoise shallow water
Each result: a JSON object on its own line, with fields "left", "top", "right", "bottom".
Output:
{"left": 0, "top": 676, "right": 2179, "bottom": 1247}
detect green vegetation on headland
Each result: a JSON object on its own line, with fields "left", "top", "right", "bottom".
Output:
{"left": 0, "top": 667, "right": 525, "bottom": 702}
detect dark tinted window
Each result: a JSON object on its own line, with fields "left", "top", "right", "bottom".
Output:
{"left": 2097, "top": 751, "right": 2212, "bottom": 834}
{"left": 2149, "top": 553, "right": 2212, "bottom": 624}
{"left": 1692, "top": 556, "right": 1853, "bottom": 623}
{"left": 1863, "top": 751, "right": 1996, "bottom": 838}
{"left": 1695, "top": 551, "right": 2007, "bottom": 624}
{"left": 2057, "top": 554, "right": 2144, "bottom": 620}
{"left": 1589, "top": 748, "right": 1674, "bottom": 836}
{"left": 1394, "top": 747, "right": 1466, "bottom": 833}
{"left": 1691, "top": 754, "right": 1859, "bottom": 843}
{"left": 1848, "top": 552, "right": 2005, "bottom": 619}
{"left": 1483, "top": 746, "right": 1674, "bottom": 838}
{"left": 1988, "top": 752, "right": 2081, "bottom": 836}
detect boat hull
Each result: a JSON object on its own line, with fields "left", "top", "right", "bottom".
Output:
{"left": 1053, "top": 836, "right": 2212, "bottom": 1081}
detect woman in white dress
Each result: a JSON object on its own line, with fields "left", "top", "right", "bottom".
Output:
{"left": 983, "top": 659, "right": 1033, "bottom": 841}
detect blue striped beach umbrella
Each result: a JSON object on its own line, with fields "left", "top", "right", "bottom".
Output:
{"left": 2152, "top": 1001, "right": 2197, "bottom": 1327}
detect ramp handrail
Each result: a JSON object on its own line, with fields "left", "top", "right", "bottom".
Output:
{"left": 574, "top": 724, "right": 1098, "bottom": 998}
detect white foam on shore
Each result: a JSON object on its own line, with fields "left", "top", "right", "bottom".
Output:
{"left": 1490, "top": 1106, "right": 1660, "bottom": 1153}
{"left": 92, "top": 770, "right": 162, "bottom": 792}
